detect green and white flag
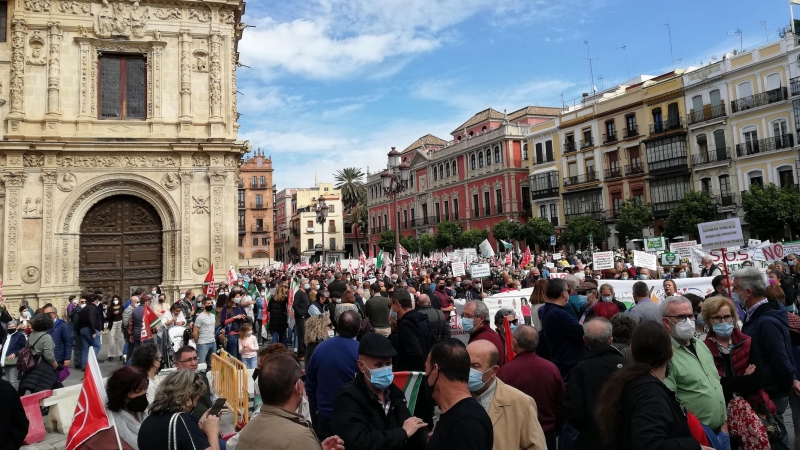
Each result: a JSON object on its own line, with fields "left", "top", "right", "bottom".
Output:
{"left": 376, "top": 248, "right": 384, "bottom": 270}
{"left": 500, "top": 240, "right": 513, "bottom": 249}
{"left": 392, "top": 371, "right": 424, "bottom": 414}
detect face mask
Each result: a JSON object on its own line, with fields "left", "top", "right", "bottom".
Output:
{"left": 126, "top": 394, "right": 149, "bottom": 413}
{"left": 425, "top": 369, "right": 439, "bottom": 407}
{"left": 327, "top": 330, "right": 335, "bottom": 338}
{"left": 569, "top": 295, "right": 589, "bottom": 309}
{"left": 113, "top": 300, "right": 119, "bottom": 305}
{"left": 455, "top": 282, "right": 461, "bottom": 288}
{"left": 509, "top": 324, "right": 517, "bottom": 332}
{"left": 679, "top": 272, "right": 687, "bottom": 278}
{"left": 695, "top": 315, "right": 705, "bottom": 328}
{"left": 732, "top": 291, "right": 747, "bottom": 305}
{"left": 601, "top": 296, "right": 613, "bottom": 302}
{"left": 468, "top": 367, "right": 493, "bottom": 392}
{"left": 790, "top": 261, "right": 796, "bottom": 267}
{"left": 304, "top": 284, "right": 310, "bottom": 290}
{"left": 390, "top": 309, "right": 398, "bottom": 320}
{"left": 462, "top": 317, "right": 476, "bottom": 333}
{"left": 638, "top": 275, "right": 647, "bottom": 280}
{"left": 712, "top": 322, "right": 734, "bottom": 337}
{"left": 346, "top": 277, "right": 351, "bottom": 282}
{"left": 180, "top": 293, "right": 186, "bottom": 300}
{"left": 363, "top": 364, "right": 394, "bottom": 390}
{"left": 621, "top": 276, "right": 629, "bottom": 280}
{"left": 159, "top": 299, "right": 165, "bottom": 303}
{"left": 335, "top": 298, "right": 342, "bottom": 304}
{"left": 438, "top": 285, "right": 445, "bottom": 291}
{"left": 672, "top": 319, "right": 695, "bottom": 340}
{"left": 72, "top": 300, "right": 78, "bottom": 305}
{"left": 204, "top": 305, "right": 213, "bottom": 312}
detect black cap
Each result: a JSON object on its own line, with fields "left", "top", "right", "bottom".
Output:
{"left": 358, "top": 332, "right": 397, "bottom": 358}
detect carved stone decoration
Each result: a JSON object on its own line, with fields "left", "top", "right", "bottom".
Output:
{"left": 189, "top": 8, "right": 211, "bottom": 22}
{"left": 57, "top": 155, "right": 177, "bottom": 167}
{"left": 42, "top": 172, "right": 57, "bottom": 284}
{"left": 192, "top": 257, "right": 210, "bottom": 275}
{"left": 161, "top": 173, "right": 180, "bottom": 190}
{"left": 130, "top": 2, "right": 150, "bottom": 38}
{"left": 59, "top": 1, "right": 90, "bottom": 15}
{"left": 224, "top": 155, "right": 239, "bottom": 167}
{"left": 46, "top": 22, "right": 62, "bottom": 115}
{"left": 232, "top": 42, "right": 239, "bottom": 121}
{"left": 23, "top": 197, "right": 43, "bottom": 218}
{"left": 211, "top": 186, "right": 223, "bottom": 269}
{"left": 24, "top": 0, "right": 50, "bottom": 12}
{"left": 219, "top": 10, "right": 235, "bottom": 25}
{"left": 193, "top": 155, "right": 209, "bottom": 167}
{"left": 153, "top": 7, "right": 181, "bottom": 20}
{"left": 96, "top": 0, "right": 149, "bottom": 39}
{"left": 27, "top": 30, "right": 47, "bottom": 66}
{"left": 179, "top": 29, "right": 192, "bottom": 118}
{"left": 21, "top": 266, "right": 40, "bottom": 284}
{"left": 78, "top": 25, "right": 88, "bottom": 36}
{"left": 57, "top": 173, "right": 77, "bottom": 192}
{"left": 209, "top": 31, "right": 222, "bottom": 119}
{"left": 180, "top": 171, "right": 193, "bottom": 275}
{"left": 193, "top": 49, "right": 208, "bottom": 73}
{"left": 192, "top": 196, "right": 210, "bottom": 214}
{"left": 23, "top": 153, "right": 44, "bottom": 167}
{"left": 10, "top": 20, "right": 27, "bottom": 115}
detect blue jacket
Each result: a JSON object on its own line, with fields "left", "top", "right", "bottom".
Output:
{"left": 304, "top": 336, "right": 359, "bottom": 417}
{"left": 741, "top": 300, "right": 797, "bottom": 398}
{"left": 5, "top": 331, "right": 26, "bottom": 357}
{"left": 48, "top": 319, "right": 74, "bottom": 365}
{"left": 536, "top": 302, "right": 586, "bottom": 379}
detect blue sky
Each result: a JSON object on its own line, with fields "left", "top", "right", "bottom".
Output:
{"left": 238, "top": 0, "right": 791, "bottom": 190}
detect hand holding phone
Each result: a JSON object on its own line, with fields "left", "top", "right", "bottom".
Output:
{"left": 208, "top": 398, "right": 227, "bottom": 416}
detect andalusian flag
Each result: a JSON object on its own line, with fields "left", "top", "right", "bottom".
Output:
{"left": 392, "top": 371, "right": 424, "bottom": 414}
{"left": 376, "top": 248, "right": 385, "bottom": 270}
{"left": 248, "top": 283, "right": 258, "bottom": 299}
{"left": 500, "top": 240, "right": 513, "bottom": 249}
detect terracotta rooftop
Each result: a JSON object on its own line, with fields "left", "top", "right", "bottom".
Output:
{"left": 401, "top": 134, "right": 449, "bottom": 154}
{"left": 507, "top": 105, "right": 563, "bottom": 121}
{"left": 450, "top": 108, "right": 506, "bottom": 135}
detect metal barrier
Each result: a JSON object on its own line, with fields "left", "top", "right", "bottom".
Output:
{"left": 211, "top": 350, "right": 249, "bottom": 427}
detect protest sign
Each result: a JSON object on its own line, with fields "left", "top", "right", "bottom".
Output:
{"left": 549, "top": 272, "right": 567, "bottom": 279}
{"left": 593, "top": 251, "right": 614, "bottom": 270}
{"left": 553, "top": 252, "right": 562, "bottom": 260}
{"left": 761, "top": 243, "right": 785, "bottom": 262}
{"left": 545, "top": 262, "right": 555, "bottom": 269}
{"left": 470, "top": 263, "right": 491, "bottom": 278}
{"left": 698, "top": 218, "right": 744, "bottom": 250}
{"left": 661, "top": 252, "right": 679, "bottom": 266}
{"left": 604, "top": 278, "right": 714, "bottom": 305}
{"left": 784, "top": 241, "right": 800, "bottom": 255}
{"left": 644, "top": 237, "right": 666, "bottom": 252}
{"left": 451, "top": 262, "right": 466, "bottom": 277}
{"left": 464, "top": 249, "right": 478, "bottom": 263}
{"left": 633, "top": 250, "right": 657, "bottom": 270}
{"left": 479, "top": 239, "right": 495, "bottom": 258}
{"left": 670, "top": 240, "right": 698, "bottom": 261}
{"left": 453, "top": 249, "right": 466, "bottom": 262}
{"left": 451, "top": 291, "right": 525, "bottom": 345}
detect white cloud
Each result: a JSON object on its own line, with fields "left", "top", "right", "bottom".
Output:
{"left": 412, "top": 78, "right": 577, "bottom": 113}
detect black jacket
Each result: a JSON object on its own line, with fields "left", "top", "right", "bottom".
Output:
{"left": 0, "top": 378, "right": 28, "bottom": 450}
{"left": 293, "top": 289, "right": 311, "bottom": 320}
{"left": 741, "top": 300, "right": 797, "bottom": 398}
{"left": 78, "top": 303, "right": 102, "bottom": 331}
{"left": 416, "top": 305, "right": 450, "bottom": 343}
{"left": 395, "top": 309, "right": 432, "bottom": 371}
{"left": 327, "top": 280, "right": 348, "bottom": 298}
{"left": 332, "top": 373, "right": 427, "bottom": 450}
{"left": 267, "top": 300, "right": 289, "bottom": 331}
{"left": 563, "top": 346, "right": 626, "bottom": 450}
{"left": 616, "top": 375, "right": 700, "bottom": 450}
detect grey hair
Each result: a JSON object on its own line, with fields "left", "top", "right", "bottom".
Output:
{"left": 732, "top": 267, "right": 767, "bottom": 298}
{"left": 149, "top": 370, "right": 206, "bottom": 415}
{"left": 301, "top": 277, "right": 309, "bottom": 284}
{"left": 43, "top": 305, "right": 58, "bottom": 315}
{"left": 467, "top": 300, "right": 490, "bottom": 325}
{"left": 659, "top": 295, "right": 692, "bottom": 318}
{"left": 513, "top": 325, "right": 539, "bottom": 351}
{"left": 494, "top": 308, "right": 515, "bottom": 327}
{"left": 701, "top": 255, "right": 713, "bottom": 263}
{"left": 583, "top": 317, "right": 613, "bottom": 349}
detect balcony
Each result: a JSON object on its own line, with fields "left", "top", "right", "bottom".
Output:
{"left": 484, "top": 206, "right": 491, "bottom": 216}
{"left": 648, "top": 156, "right": 688, "bottom": 173}
{"left": 328, "top": 225, "right": 337, "bottom": 233}
{"left": 473, "top": 208, "right": 480, "bottom": 218}
{"left": 563, "top": 171, "right": 600, "bottom": 188}
{"left": 565, "top": 210, "right": 605, "bottom": 222}
{"left": 254, "top": 203, "right": 266, "bottom": 209}
{"left": 550, "top": 217, "right": 559, "bottom": 227}
{"left": 604, "top": 166, "right": 623, "bottom": 180}
{"left": 625, "top": 161, "right": 645, "bottom": 176}
{"left": 563, "top": 141, "right": 577, "bottom": 153}
{"left": 652, "top": 200, "right": 682, "bottom": 217}
{"left": 238, "top": 202, "right": 245, "bottom": 209}
{"left": 602, "top": 131, "right": 618, "bottom": 145}
{"left": 453, "top": 211, "right": 460, "bottom": 221}
{"left": 580, "top": 137, "right": 594, "bottom": 149}
{"left": 649, "top": 117, "right": 684, "bottom": 135}
{"left": 687, "top": 104, "right": 726, "bottom": 125}
{"left": 443, "top": 213, "right": 450, "bottom": 221}
{"left": 530, "top": 186, "right": 559, "bottom": 201}
{"left": 713, "top": 193, "right": 737, "bottom": 208}
{"left": 250, "top": 183, "right": 269, "bottom": 190}
{"left": 735, "top": 134, "right": 794, "bottom": 157}
{"left": 691, "top": 147, "right": 731, "bottom": 167}
{"left": 251, "top": 226, "right": 270, "bottom": 234}
{"left": 623, "top": 126, "right": 639, "bottom": 139}
{"left": 291, "top": 227, "right": 300, "bottom": 236}
{"left": 535, "top": 156, "right": 555, "bottom": 165}
{"left": 411, "top": 216, "right": 440, "bottom": 228}
{"left": 238, "top": 225, "right": 246, "bottom": 234}
{"left": 730, "top": 87, "right": 788, "bottom": 113}
{"left": 792, "top": 76, "right": 800, "bottom": 96}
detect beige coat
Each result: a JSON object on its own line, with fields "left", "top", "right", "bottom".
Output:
{"left": 488, "top": 379, "right": 548, "bottom": 450}
{"left": 236, "top": 405, "right": 321, "bottom": 450}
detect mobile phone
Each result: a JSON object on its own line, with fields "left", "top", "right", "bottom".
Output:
{"left": 207, "top": 398, "right": 227, "bottom": 416}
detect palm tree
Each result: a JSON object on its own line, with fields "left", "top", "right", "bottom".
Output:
{"left": 334, "top": 167, "right": 366, "bottom": 211}
{"left": 345, "top": 199, "right": 369, "bottom": 256}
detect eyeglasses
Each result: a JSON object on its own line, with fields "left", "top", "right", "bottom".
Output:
{"left": 460, "top": 313, "right": 476, "bottom": 319}
{"left": 666, "top": 314, "right": 694, "bottom": 323}
{"left": 177, "top": 357, "right": 199, "bottom": 363}
{"left": 508, "top": 319, "right": 519, "bottom": 326}
{"left": 709, "top": 315, "right": 734, "bottom": 324}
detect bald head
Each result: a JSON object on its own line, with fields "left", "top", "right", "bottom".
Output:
{"left": 466, "top": 340, "right": 499, "bottom": 369}
{"left": 583, "top": 317, "right": 613, "bottom": 350}
{"left": 417, "top": 294, "right": 431, "bottom": 307}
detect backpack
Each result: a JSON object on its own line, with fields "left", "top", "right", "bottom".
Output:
{"left": 18, "top": 334, "right": 46, "bottom": 373}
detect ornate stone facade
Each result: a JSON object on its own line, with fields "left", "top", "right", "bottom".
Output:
{"left": 0, "top": 0, "right": 249, "bottom": 311}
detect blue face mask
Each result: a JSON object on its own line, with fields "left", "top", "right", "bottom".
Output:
{"left": 679, "top": 272, "right": 687, "bottom": 278}
{"left": 363, "top": 364, "right": 394, "bottom": 390}
{"left": 468, "top": 367, "right": 493, "bottom": 392}
{"left": 569, "top": 294, "right": 589, "bottom": 309}
{"left": 462, "top": 317, "right": 476, "bottom": 333}
{"left": 509, "top": 324, "right": 517, "bottom": 332}
{"left": 695, "top": 315, "right": 705, "bottom": 328}
{"left": 638, "top": 275, "right": 648, "bottom": 280}
{"left": 712, "top": 322, "right": 734, "bottom": 337}
{"left": 731, "top": 292, "right": 741, "bottom": 304}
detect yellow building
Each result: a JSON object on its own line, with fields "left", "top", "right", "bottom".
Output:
{"left": 288, "top": 183, "right": 345, "bottom": 264}
{"left": 525, "top": 119, "right": 563, "bottom": 227}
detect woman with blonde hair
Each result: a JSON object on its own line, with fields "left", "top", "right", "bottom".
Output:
{"left": 529, "top": 279, "right": 548, "bottom": 331}
{"left": 304, "top": 314, "right": 332, "bottom": 364}
{"left": 138, "top": 370, "right": 221, "bottom": 450}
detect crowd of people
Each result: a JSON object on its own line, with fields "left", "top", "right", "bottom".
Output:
{"left": 0, "top": 248, "right": 799, "bottom": 450}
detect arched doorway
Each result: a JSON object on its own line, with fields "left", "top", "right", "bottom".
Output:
{"left": 79, "top": 195, "right": 163, "bottom": 299}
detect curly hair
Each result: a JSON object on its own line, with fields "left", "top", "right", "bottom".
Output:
{"left": 304, "top": 314, "right": 331, "bottom": 345}
{"left": 31, "top": 312, "right": 54, "bottom": 331}
{"left": 609, "top": 313, "right": 636, "bottom": 345}
{"left": 148, "top": 370, "right": 206, "bottom": 415}
{"left": 106, "top": 366, "right": 149, "bottom": 412}
{"left": 130, "top": 342, "right": 161, "bottom": 372}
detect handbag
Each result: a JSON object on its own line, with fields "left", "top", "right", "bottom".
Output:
{"left": 750, "top": 394, "right": 784, "bottom": 442}
{"left": 168, "top": 413, "right": 198, "bottom": 450}
{"left": 18, "top": 334, "right": 46, "bottom": 373}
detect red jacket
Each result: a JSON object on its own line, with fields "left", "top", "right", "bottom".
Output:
{"left": 497, "top": 351, "right": 565, "bottom": 432}
{"left": 468, "top": 324, "right": 506, "bottom": 366}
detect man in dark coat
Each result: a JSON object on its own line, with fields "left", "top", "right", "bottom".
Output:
{"left": 327, "top": 272, "right": 348, "bottom": 299}
{"left": 332, "top": 332, "right": 428, "bottom": 450}
{"left": 78, "top": 294, "right": 103, "bottom": 369}
{"left": 563, "top": 318, "right": 626, "bottom": 450}
{"left": 392, "top": 289, "right": 432, "bottom": 371}
{"left": 416, "top": 294, "right": 449, "bottom": 343}
{"left": 0, "top": 378, "right": 27, "bottom": 450}
{"left": 292, "top": 278, "right": 311, "bottom": 358}
{"left": 43, "top": 304, "right": 73, "bottom": 387}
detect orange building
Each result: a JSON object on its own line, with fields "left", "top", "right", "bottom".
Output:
{"left": 238, "top": 149, "right": 275, "bottom": 265}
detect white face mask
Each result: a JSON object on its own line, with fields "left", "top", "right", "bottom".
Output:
{"left": 327, "top": 330, "right": 335, "bottom": 338}
{"left": 335, "top": 298, "right": 342, "bottom": 304}
{"left": 180, "top": 293, "right": 186, "bottom": 300}
{"left": 673, "top": 319, "right": 695, "bottom": 340}
{"left": 113, "top": 300, "right": 119, "bottom": 305}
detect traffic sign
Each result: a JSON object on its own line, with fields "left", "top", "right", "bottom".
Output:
{"left": 550, "top": 235, "right": 556, "bottom": 245}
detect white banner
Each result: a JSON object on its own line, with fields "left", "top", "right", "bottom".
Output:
{"left": 670, "top": 240, "right": 698, "bottom": 260}
{"left": 691, "top": 246, "right": 770, "bottom": 272}
{"left": 698, "top": 218, "right": 744, "bottom": 250}
{"left": 593, "top": 251, "right": 614, "bottom": 270}
{"left": 453, "top": 249, "right": 465, "bottom": 262}
{"left": 465, "top": 249, "right": 478, "bottom": 263}
{"left": 633, "top": 250, "right": 657, "bottom": 270}
{"left": 479, "top": 239, "right": 495, "bottom": 258}
{"left": 470, "top": 263, "right": 491, "bottom": 278}
{"left": 553, "top": 252, "right": 562, "bottom": 260}
{"left": 603, "top": 278, "right": 715, "bottom": 305}
{"left": 784, "top": 241, "right": 800, "bottom": 255}
{"left": 451, "top": 290, "right": 527, "bottom": 345}
{"left": 452, "top": 261, "right": 466, "bottom": 277}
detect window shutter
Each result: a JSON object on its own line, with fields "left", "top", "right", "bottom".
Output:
{"left": 100, "top": 56, "right": 122, "bottom": 118}
{"left": 125, "top": 57, "right": 146, "bottom": 119}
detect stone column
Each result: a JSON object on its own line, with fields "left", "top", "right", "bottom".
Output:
{"left": 209, "top": 171, "right": 227, "bottom": 271}
{"left": 149, "top": 41, "right": 166, "bottom": 135}
{"left": 76, "top": 38, "right": 94, "bottom": 131}
{"left": 180, "top": 171, "right": 194, "bottom": 277}
{"left": 46, "top": 22, "right": 62, "bottom": 117}
{"left": 178, "top": 29, "right": 192, "bottom": 126}
{"left": 8, "top": 19, "right": 27, "bottom": 136}
{"left": 41, "top": 172, "right": 57, "bottom": 286}
{"left": 209, "top": 30, "right": 225, "bottom": 137}
{"left": 2, "top": 172, "right": 27, "bottom": 286}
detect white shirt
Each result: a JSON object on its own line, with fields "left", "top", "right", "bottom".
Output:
{"left": 161, "top": 310, "right": 186, "bottom": 330}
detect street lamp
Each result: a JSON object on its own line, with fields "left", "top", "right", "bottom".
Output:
{"left": 315, "top": 197, "right": 329, "bottom": 265}
{"left": 381, "top": 147, "right": 411, "bottom": 278}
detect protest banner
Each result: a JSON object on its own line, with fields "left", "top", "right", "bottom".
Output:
{"left": 464, "top": 248, "right": 478, "bottom": 263}
{"left": 633, "top": 250, "right": 657, "bottom": 270}
{"left": 453, "top": 249, "right": 466, "bottom": 262}
{"left": 698, "top": 218, "right": 744, "bottom": 250}
{"left": 670, "top": 240, "right": 698, "bottom": 260}
{"left": 748, "top": 239, "right": 762, "bottom": 248}
{"left": 644, "top": 237, "right": 666, "bottom": 252}
{"left": 479, "top": 239, "right": 495, "bottom": 258}
{"left": 761, "top": 243, "right": 785, "bottom": 262}
{"left": 593, "top": 251, "right": 614, "bottom": 270}
{"left": 451, "top": 290, "right": 526, "bottom": 345}
{"left": 604, "top": 278, "right": 715, "bottom": 305}
{"left": 784, "top": 241, "right": 800, "bottom": 255}
{"left": 661, "top": 252, "right": 679, "bottom": 266}
{"left": 470, "top": 263, "right": 491, "bottom": 278}
{"left": 451, "top": 261, "right": 466, "bottom": 277}
{"left": 549, "top": 272, "right": 567, "bottom": 279}
{"left": 553, "top": 252, "right": 562, "bottom": 260}
{"left": 545, "top": 262, "right": 555, "bottom": 269}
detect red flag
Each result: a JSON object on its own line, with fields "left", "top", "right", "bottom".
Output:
{"left": 359, "top": 249, "right": 366, "bottom": 269}
{"left": 65, "top": 350, "right": 112, "bottom": 450}
{"left": 503, "top": 316, "right": 516, "bottom": 363}
{"left": 228, "top": 264, "right": 238, "bottom": 285}
{"left": 505, "top": 253, "right": 512, "bottom": 265}
{"left": 203, "top": 264, "right": 216, "bottom": 298}
{"left": 141, "top": 304, "right": 160, "bottom": 341}
{"left": 520, "top": 247, "right": 531, "bottom": 268}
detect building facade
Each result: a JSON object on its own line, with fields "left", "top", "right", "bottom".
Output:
{"left": 238, "top": 149, "right": 273, "bottom": 265}
{"left": 0, "top": 0, "right": 249, "bottom": 313}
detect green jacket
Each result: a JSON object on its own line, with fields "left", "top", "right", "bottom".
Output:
{"left": 664, "top": 336, "right": 727, "bottom": 429}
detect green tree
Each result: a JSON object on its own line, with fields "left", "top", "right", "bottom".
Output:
{"left": 334, "top": 167, "right": 366, "bottom": 211}
{"left": 399, "top": 235, "right": 419, "bottom": 254}
{"left": 562, "top": 216, "right": 607, "bottom": 249}
{"left": 663, "top": 191, "right": 718, "bottom": 240}
{"left": 458, "top": 228, "right": 489, "bottom": 249}
{"left": 518, "top": 217, "right": 556, "bottom": 249}
{"left": 344, "top": 200, "right": 369, "bottom": 256}
{"left": 378, "top": 229, "right": 396, "bottom": 253}
{"left": 741, "top": 183, "right": 800, "bottom": 241}
{"left": 492, "top": 219, "right": 520, "bottom": 248}
{"left": 419, "top": 234, "right": 436, "bottom": 256}
{"left": 435, "top": 221, "right": 463, "bottom": 250}
{"left": 615, "top": 199, "right": 653, "bottom": 246}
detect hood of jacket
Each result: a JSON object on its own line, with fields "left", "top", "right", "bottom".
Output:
{"left": 399, "top": 308, "right": 430, "bottom": 330}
